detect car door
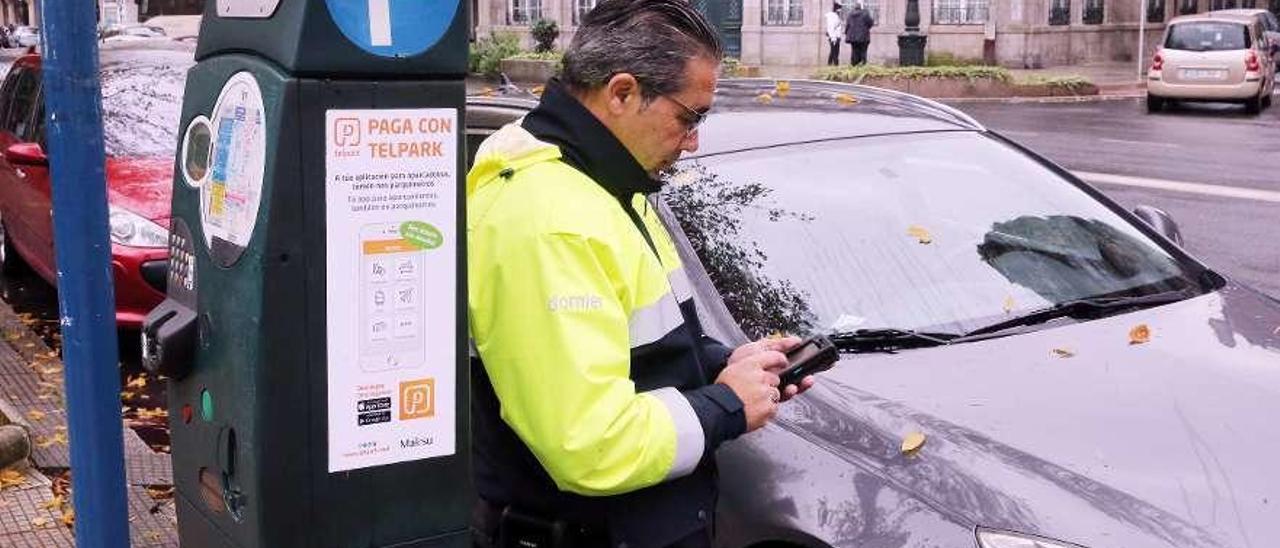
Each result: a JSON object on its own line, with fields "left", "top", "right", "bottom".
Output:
{"left": 0, "top": 65, "right": 54, "bottom": 280}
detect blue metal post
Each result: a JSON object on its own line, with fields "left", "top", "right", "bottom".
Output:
{"left": 39, "top": 0, "right": 130, "bottom": 546}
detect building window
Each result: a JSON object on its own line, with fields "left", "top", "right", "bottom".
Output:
{"left": 1179, "top": 0, "right": 1197, "bottom": 14}
{"left": 1049, "top": 0, "right": 1071, "bottom": 24}
{"left": 932, "top": 0, "right": 989, "bottom": 24}
{"left": 1083, "top": 0, "right": 1103, "bottom": 23}
{"left": 573, "top": 0, "right": 597, "bottom": 25}
{"left": 1146, "top": 0, "right": 1164, "bottom": 22}
{"left": 765, "top": 0, "right": 804, "bottom": 25}
{"left": 1209, "top": 0, "right": 1238, "bottom": 8}
{"left": 508, "top": 0, "right": 542, "bottom": 25}
{"left": 839, "top": 0, "right": 883, "bottom": 27}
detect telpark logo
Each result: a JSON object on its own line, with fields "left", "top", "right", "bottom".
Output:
{"left": 334, "top": 117, "right": 361, "bottom": 147}
{"left": 399, "top": 378, "right": 435, "bottom": 420}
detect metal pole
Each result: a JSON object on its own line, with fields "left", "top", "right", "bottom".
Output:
{"left": 38, "top": 0, "right": 130, "bottom": 545}
{"left": 1138, "top": 0, "right": 1148, "bottom": 82}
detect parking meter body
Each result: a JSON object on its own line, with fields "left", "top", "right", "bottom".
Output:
{"left": 141, "top": 1, "right": 470, "bottom": 546}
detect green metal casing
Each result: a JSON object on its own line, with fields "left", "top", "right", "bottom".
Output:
{"left": 164, "top": 1, "right": 470, "bottom": 546}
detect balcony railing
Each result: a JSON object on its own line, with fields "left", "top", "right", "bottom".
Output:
{"left": 931, "top": 5, "right": 989, "bottom": 24}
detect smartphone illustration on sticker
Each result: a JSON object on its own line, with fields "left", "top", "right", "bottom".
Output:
{"left": 359, "top": 222, "right": 427, "bottom": 372}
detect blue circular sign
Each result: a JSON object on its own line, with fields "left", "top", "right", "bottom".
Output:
{"left": 325, "top": 0, "right": 460, "bottom": 58}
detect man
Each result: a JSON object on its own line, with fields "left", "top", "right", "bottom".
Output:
{"left": 824, "top": 2, "right": 844, "bottom": 66}
{"left": 844, "top": 2, "right": 876, "bottom": 66}
{"left": 466, "top": 0, "right": 815, "bottom": 547}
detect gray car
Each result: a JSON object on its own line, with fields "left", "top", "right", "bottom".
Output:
{"left": 466, "top": 80, "right": 1280, "bottom": 548}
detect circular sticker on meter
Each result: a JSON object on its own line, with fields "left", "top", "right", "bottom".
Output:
{"left": 324, "top": 0, "right": 460, "bottom": 58}
{"left": 200, "top": 72, "right": 266, "bottom": 267}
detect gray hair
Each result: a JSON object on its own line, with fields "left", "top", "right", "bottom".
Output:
{"left": 561, "top": 0, "right": 723, "bottom": 101}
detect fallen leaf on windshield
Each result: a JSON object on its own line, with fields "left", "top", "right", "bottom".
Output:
{"left": 479, "top": 87, "right": 495, "bottom": 97}
{"left": 775, "top": 81, "right": 791, "bottom": 97}
{"left": 26, "top": 410, "right": 45, "bottom": 421}
{"left": 906, "top": 225, "right": 933, "bottom": 244}
{"left": 1002, "top": 296, "right": 1016, "bottom": 314}
{"left": 530, "top": 85, "right": 545, "bottom": 96}
{"left": 835, "top": 93, "right": 858, "bottom": 105}
{"left": 755, "top": 93, "right": 774, "bottom": 104}
{"left": 900, "top": 432, "right": 926, "bottom": 456}
{"left": 1129, "top": 324, "right": 1151, "bottom": 345}
{"left": 1051, "top": 347, "right": 1075, "bottom": 358}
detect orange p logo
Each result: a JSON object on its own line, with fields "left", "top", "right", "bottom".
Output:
{"left": 399, "top": 379, "right": 435, "bottom": 420}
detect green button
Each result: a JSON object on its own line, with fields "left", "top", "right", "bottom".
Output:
{"left": 201, "top": 389, "right": 213, "bottom": 422}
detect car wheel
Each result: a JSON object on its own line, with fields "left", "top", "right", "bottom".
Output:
{"left": 1146, "top": 95, "right": 1165, "bottom": 113}
{"left": 1245, "top": 92, "right": 1264, "bottom": 114}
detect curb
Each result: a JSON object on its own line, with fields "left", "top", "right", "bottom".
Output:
{"left": 940, "top": 92, "right": 1145, "bottom": 104}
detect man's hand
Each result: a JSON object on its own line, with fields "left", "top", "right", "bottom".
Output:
{"left": 714, "top": 350, "right": 784, "bottom": 433}
{"left": 727, "top": 336, "right": 816, "bottom": 402}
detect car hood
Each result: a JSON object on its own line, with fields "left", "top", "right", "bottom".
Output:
{"left": 106, "top": 156, "right": 173, "bottom": 224}
{"left": 772, "top": 282, "right": 1280, "bottom": 548}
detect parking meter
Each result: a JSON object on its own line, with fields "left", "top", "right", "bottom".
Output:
{"left": 141, "top": 1, "right": 469, "bottom": 546}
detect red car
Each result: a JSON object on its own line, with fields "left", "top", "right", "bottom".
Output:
{"left": 0, "top": 45, "right": 192, "bottom": 328}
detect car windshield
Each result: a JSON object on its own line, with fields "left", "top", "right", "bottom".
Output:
{"left": 1165, "top": 22, "right": 1251, "bottom": 51}
{"left": 662, "top": 131, "right": 1205, "bottom": 340}
{"left": 99, "top": 48, "right": 191, "bottom": 157}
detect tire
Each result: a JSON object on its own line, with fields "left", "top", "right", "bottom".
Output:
{"left": 1245, "top": 92, "right": 1263, "bottom": 114}
{"left": 1146, "top": 95, "right": 1165, "bottom": 113}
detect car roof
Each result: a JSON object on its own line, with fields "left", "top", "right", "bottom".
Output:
{"left": 468, "top": 79, "right": 984, "bottom": 158}
{"left": 1208, "top": 8, "right": 1271, "bottom": 16}
{"left": 1168, "top": 13, "right": 1254, "bottom": 25}
{"left": 10, "top": 42, "right": 195, "bottom": 71}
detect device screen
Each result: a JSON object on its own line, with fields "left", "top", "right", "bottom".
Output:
{"left": 358, "top": 222, "right": 428, "bottom": 372}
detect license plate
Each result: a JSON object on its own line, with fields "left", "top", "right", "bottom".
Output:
{"left": 1180, "top": 69, "right": 1226, "bottom": 80}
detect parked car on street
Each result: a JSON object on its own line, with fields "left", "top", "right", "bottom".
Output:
{"left": 99, "top": 24, "right": 168, "bottom": 43}
{"left": 0, "top": 45, "right": 191, "bottom": 327}
{"left": 11, "top": 26, "right": 39, "bottom": 48}
{"left": 468, "top": 80, "right": 1280, "bottom": 548}
{"left": 1147, "top": 13, "right": 1276, "bottom": 113}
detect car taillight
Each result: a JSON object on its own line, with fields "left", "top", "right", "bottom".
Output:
{"left": 1152, "top": 51, "right": 1163, "bottom": 72}
{"left": 1245, "top": 51, "right": 1260, "bottom": 72}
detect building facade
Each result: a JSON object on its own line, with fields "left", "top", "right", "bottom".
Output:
{"left": 474, "top": 0, "right": 1280, "bottom": 68}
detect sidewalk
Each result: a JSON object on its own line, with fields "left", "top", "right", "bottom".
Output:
{"left": 0, "top": 300, "right": 177, "bottom": 546}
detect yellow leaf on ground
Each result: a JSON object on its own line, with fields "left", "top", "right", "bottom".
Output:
{"left": 901, "top": 432, "right": 926, "bottom": 456}
{"left": 906, "top": 225, "right": 933, "bottom": 244}
{"left": 1052, "top": 347, "right": 1075, "bottom": 358}
{"left": 27, "top": 410, "right": 46, "bottom": 421}
{"left": 60, "top": 507, "right": 75, "bottom": 527}
{"left": 530, "top": 85, "right": 544, "bottom": 95}
{"left": 126, "top": 375, "right": 148, "bottom": 390}
{"left": 0, "top": 468, "right": 25, "bottom": 489}
{"left": 1129, "top": 323, "right": 1151, "bottom": 345}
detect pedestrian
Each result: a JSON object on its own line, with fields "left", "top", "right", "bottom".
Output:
{"left": 845, "top": 1, "right": 875, "bottom": 66}
{"left": 824, "top": 2, "right": 844, "bottom": 66}
{"left": 466, "top": 0, "right": 816, "bottom": 547}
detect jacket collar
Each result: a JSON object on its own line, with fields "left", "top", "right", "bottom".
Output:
{"left": 522, "top": 78, "right": 662, "bottom": 197}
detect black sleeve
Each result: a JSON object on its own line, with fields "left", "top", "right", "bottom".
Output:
{"left": 698, "top": 336, "right": 734, "bottom": 381}
{"left": 683, "top": 383, "right": 746, "bottom": 459}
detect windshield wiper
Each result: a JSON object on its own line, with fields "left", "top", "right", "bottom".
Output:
{"left": 959, "top": 289, "right": 1193, "bottom": 339}
{"left": 828, "top": 328, "right": 962, "bottom": 353}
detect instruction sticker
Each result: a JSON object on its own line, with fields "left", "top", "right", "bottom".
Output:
{"left": 200, "top": 72, "right": 266, "bottom": 265}
{"left": 325, "top": 108, "right": 458, "bottom": 472}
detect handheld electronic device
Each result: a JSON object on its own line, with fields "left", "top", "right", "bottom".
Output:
{"left": 779, "top": 334, "right": 839, "bottom": 388}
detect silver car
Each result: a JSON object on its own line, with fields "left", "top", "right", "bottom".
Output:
{"left": 1147, "top": 13, "right": 1276, "bottom": 114}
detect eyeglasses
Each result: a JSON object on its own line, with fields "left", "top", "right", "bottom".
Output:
{"left": 659, "top": 93, "right": 709, "bottom": 137}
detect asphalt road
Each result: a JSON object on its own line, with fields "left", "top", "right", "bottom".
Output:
{"left": 952, "top": 96, "right": 1280, "bottom": 299}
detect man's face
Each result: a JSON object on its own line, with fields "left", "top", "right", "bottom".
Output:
{"left": 617, "top": 57, "right": 718, "bottom": 176}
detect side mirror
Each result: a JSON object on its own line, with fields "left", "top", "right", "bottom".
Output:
{"left": 4, "top": 143, "right": 46, "bottom": 166}
{"left": 1132, "top": 205, "right": 1183, "bottom": 247}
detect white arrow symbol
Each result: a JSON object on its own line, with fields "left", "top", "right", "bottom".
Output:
{"left": 369, "top": 0, "right": 392, "bottom": 46}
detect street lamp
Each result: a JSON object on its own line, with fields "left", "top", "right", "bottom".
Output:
{"left": 898, "top": 0, "right": 927, "bottom": 66}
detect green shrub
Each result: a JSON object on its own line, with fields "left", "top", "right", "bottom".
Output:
{"left": 924, "top": 51, "right": 988, "bottom": 67}
{"left": 506, "top": 50, "right": 564, "bottom": 72}
{"left": 814, "top": 64, "right": 1013, "bottom": 83}
{"left": 531, "top": 19, "right": 559, "bottom": 53}
{"left": 720, "top": 57, "right": 744, "bottom": 77}
{"left": 470, "top": 32, "right": 522, "bottom": 76}
{"left": 1018, "top": 74, "right": 1093, "bottom": 90}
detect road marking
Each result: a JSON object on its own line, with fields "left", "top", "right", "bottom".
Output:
{"left": 1074, "top": 171, "right": 1280, "bottom": 203}
{"left": 1098, "top": 137, "right": 1180, "bottom": 149}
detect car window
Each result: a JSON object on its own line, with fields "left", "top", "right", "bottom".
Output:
{"left": 2, "top": 67, "right": 39, "bottom": 140}
{"left": 0, "top": 67, "right": 20, "bottom": 122}
{"left": 1165, "top": 22, "right": 1251, "bottom": 51}
{"left": 662, "top": 132, "right": 1203, "bottom": 339}
{"left": 99, "top": 51, "right": 191, "bottom": 157}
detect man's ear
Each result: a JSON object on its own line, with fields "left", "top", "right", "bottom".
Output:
{"left": 603, "top": 72, "right": 641, "bottom": 116}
